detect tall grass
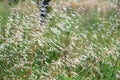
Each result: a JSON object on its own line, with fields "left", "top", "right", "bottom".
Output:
{"left": 0, "top": 0, "right": 120, "bottom": 80}
{"left": 0, "top": 2, "right": 10, "bottom": 37}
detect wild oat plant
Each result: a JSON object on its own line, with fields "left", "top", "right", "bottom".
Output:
{"left": 0, "top": 0, "right": 120, "bottom": 80}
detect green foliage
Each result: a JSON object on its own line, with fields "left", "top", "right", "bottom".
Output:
{"left": 8, "top": 0, "right": 26, "bottom": 6}
{"left": 0, "top": 2, "right": 10, "bottom": 38}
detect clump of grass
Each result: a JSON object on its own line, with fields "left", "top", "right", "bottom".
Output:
{"left": 0, "top": 0, "right": 120, "bottom": 80}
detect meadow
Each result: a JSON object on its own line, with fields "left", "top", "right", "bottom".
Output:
{"left": 0, "top": 0, "right": 120, "bottom": 80}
